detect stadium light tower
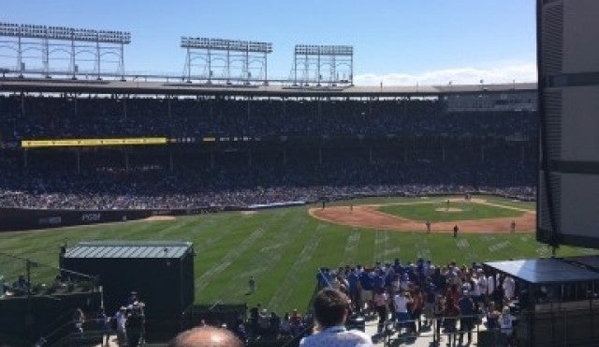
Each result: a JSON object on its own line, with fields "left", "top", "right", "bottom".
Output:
{"left": 0, "top": 22, "right": 130, "bottom": 79}
{"left": 181, "top": 36, "right": 273, "bottom": 85}
{"left": 291, "top": 44, "right": 353, "bottom": 87}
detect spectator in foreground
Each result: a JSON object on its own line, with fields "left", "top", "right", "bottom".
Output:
{"left": 499, "top": 306, "right": 517, "bottom": 347}
{"left": 167, "top": 326, "right": 245, "bottom": 347}
{"left": 443, "top": 297, "right": 460, "bottom": 347}
{"left": 73, "top": 308, "right": 85, "bottom": 334}
{"left": 300, "top": 288, "right": 372, "bottom": 347}
{"left": 126, "top": 302, "right": 145, "bottom": 347}
{"left": 114, "top": 306, "right": 128, "bottom": 347}
{"left": 97, "top": 307, "right": 111, "bottom": 347}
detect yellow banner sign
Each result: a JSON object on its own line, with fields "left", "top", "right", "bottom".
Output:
{"left": 21, "top": 138, "right": 168, "bottom": 148}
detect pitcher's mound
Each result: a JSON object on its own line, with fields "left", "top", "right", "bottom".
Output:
{"left": 145, "top": 215, "right": 176, "bottom": 221}
{"left": 435, "top": 208, "right": 463, "bottom": 212}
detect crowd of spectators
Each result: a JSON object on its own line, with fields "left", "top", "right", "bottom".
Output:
{"left": 0, "top": 148, "right": 535, "bottom": 209}
{"left": 0, "top": 93, "right": 537, "bottom": 210}
{"left": 200, "top": 256, "right": 527, "bottom": 345}
{"left": 0, "top": 94, "right": 537, "bottom": 141}
{"left": 242, "top": 304, "right": 312, "bottom": 342}
{"left": 314, "top": 257, "right": 525, "bottom": 346}
{"left": 64, "top": 291, "right": 146, "bottom": 347}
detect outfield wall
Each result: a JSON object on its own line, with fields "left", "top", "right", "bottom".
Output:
{"left": 0, "top": 202, "right": 311, "bottom": 232}
{"left": 0, "top": 192, "right": 533, "bottom": 232}
{"left": 0, "top": 207, "right": 215, "bottom": 232}
{"left": 0, "top": 201, "right": 308, "bottom": 232}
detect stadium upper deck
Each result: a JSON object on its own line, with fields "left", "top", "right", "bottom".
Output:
{"left": 0, "top": 77, "right": 537, "bottom": 98}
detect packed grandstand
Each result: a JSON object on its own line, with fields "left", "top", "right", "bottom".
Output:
{"left": 0, "top": 86, "right": 537, "bottom": 210}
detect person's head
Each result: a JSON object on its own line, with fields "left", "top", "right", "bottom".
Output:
{"left": 167, "top": 326, "right": 244, "bottom": 347}
{"left": 312, "top": 288, "right": 350, "bottom": 329}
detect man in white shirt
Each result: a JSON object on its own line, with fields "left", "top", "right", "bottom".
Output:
{"left": 393, "top": 290, "right": 411, "bottom": 333}
{"left": 114, "top": 306, "right": 128, "bottom": 347}
{"left": 503, "top": 276, "right": 516, "bottom": 302}
{"left": 470, "top": 274, "right": 481, "bottom": 300}
{"left": 475, "top": 270, "right": 487, "bottom": 303}
{"left": 300, "top": 288, "right": 373, "bottom": 347}
{"left": 487, "top": 273, "right": 496, "bottom": 298}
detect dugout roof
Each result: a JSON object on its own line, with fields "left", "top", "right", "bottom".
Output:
{"left": 484, "top": 257, "right": 599, "bottom": 285}
{"left": 63, "top": 241, "right": 193, "bottom": 259}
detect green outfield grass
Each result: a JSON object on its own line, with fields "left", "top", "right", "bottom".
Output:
{"left": 0, "top": 195, "right": 597, "bottom": 315}
{"left": 378, "top": 200, "right": 524, "bottom": 222}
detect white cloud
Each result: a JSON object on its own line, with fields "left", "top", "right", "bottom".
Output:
{"left": 354, "top": 63, "right": 537, "bottom": 86}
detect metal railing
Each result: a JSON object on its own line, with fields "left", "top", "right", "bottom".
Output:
{"left": 376, "top": 309, "right": 599, "bottom": 347}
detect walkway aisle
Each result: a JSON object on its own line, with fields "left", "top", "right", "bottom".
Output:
{"left": 364, "top": 316, "right": 483, "bottom": 347}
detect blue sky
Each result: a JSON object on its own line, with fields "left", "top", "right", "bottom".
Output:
{"left": 2, "top": 0, "right": 537, "bottom": 85}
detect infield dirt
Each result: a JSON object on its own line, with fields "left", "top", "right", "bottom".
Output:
{"left": 308, "top": 198, "right": 535, "bottom": 233}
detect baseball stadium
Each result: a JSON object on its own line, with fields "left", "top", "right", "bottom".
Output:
{"left": 1, "top": 6, "right": 599, "bottom": 346}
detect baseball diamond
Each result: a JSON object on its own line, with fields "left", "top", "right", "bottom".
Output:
{"left": 309, "top": 198, "right": 535, "bottom": 233}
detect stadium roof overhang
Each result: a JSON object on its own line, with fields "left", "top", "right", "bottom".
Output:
{"left": 484, "top": 257, "right": 599, "bottom": 285}
{"left": 0, "top": 78, "right": 537, "bottom": 98}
